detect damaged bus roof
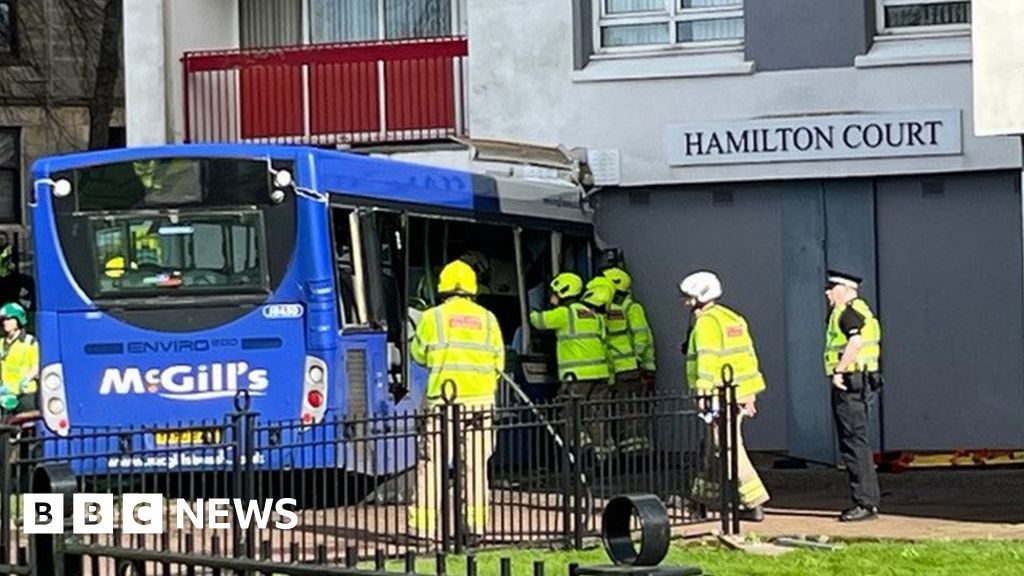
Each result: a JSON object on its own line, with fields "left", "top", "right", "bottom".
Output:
{"left": 314, "top": 147, "right": 592, "bottom": 226}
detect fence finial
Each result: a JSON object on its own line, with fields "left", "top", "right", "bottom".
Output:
{"left": 233, "top": 389, "right": 252, "bottom": 412}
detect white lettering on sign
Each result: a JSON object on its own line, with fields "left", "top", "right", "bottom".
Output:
{"left": 98, "top": 362, "right": 269, "bottom": 400}
{"left": 23, "top": 493, "right": 298, "bottom": 534}
{"left": 262, "top": 304, "right": 304, "bottom": 319}
{"left": 665, "top": 110, "right": 962, "bottom": 166}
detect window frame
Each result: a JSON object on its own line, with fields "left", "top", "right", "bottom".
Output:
{"left": 0, "top": 0, "right": 18, "bottom": 64}
{"left": 593, "top": 0, "right": 744, "bottom": 56}
{"left": 306, "top": 0, "right": 461, "bottom": 45}
{"left": 0, "top": 127, "right": 20, "bottom": 226}
{"left": 876, "top": 0, "right": 971, "bottom": 36}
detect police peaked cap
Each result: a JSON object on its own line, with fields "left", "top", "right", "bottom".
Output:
{"left": 826, "top": 269, "right": 862, "bottom": 289}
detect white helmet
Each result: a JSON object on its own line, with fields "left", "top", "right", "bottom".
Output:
{"left": 679, "top": 271, "right": 722, "bottom": 304}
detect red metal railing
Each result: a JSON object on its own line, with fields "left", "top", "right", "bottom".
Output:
{"left": 181, "top": 36, "right": 468, "bottom": 146}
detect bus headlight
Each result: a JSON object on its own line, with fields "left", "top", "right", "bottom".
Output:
{"left": 301, "top": 356, "right": 327, "bottom": 426}
{"left": 308, "top": 365, "right": 324, "bottom": 385}
{"left": 40, "top": 363, "right": 69, "bottom": 437}
{"left": 46, "top": 398, "right": 65, "bottom": 415}
{"left": 43, "top": 373, "right": 62, "bottom": 392}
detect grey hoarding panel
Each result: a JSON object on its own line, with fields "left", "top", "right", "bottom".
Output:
{"left": 876, "top": 172, "right": 1024, "bottom": 450}
{"left": 782, "top": 183, "right": 833, "bottom": 463}
{"left": 595, "top": 185, "right": 788, "bottom": 450}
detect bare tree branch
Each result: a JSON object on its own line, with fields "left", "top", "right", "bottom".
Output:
{"left": 88, "top": 0, "right": 122, "bottom": 149}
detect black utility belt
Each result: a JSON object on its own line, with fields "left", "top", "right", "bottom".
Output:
{"left": 837, "top": 371, "right": 884, "bottom": 392}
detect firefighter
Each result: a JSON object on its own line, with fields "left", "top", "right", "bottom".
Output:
{"left": 581, "top": 275, "right": 617, "bottom": 453}
{"left": 0, "top": 303, "right": 38, "bottom": 416}
{"left": 408, "top": 260, "right": 505, "bottom": 545}
{"left": 602, "top": 266, "right": 656, "bottom": 451}
{"left": 680, "top": 270, "right": 769, "bottom": 522}
{"left": 529, "top": 272, "right": 611, "bottom": 449}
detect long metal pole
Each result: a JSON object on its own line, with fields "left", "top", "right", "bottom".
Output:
{"left": 349, "top": 211, "right": 369, "bottom": 324}
{"left": 513, "top": 227, "right": 530, "bottom": 355}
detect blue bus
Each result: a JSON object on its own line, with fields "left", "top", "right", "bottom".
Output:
{"left": 29, "top": 143, "right": 595, "bottom": 474}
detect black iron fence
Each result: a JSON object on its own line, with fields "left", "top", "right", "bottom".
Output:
{"left": 0, "top": 378, "right": 743, "bottom": 575}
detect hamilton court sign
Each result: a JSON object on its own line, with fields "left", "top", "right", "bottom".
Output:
{"left": 665, "top": 110, "right": 962, "bottom": 166}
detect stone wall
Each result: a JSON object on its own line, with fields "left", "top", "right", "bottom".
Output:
{"left": 0, "top": 0, "right": 125, "bottom": 272}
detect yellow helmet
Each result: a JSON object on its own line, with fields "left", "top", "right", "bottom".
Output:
{"left": 602, "top": 266, "right": 632, "bottom": 293}
{"left": 550, "top": 272, "right": 584, "bottom": 299}
{"left": 582, "top": 276, "right": 615, "bottom": 308}
{"left": 438, "top": 260, "right": 478, "bottom": 296}
{"left": 104, "top": 256, "right": 141, "bottom": 278}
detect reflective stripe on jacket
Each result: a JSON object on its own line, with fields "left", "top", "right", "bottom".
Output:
{"left": 530, "top": 301, "right": 610, "bottom": 382}
{"left": 624, "top": 296, "right": 656, "bottom": 372}
{"left": 824, "top": 298, "right": 881, "bottom": 375}
{"left": 0, "top": 332, "right": 38, "bottom": 394}
{"left": 606, "top": 299, "right": 639, "bottom": 374}
{"left": 685, "top": 304, "right": 765, "bottom": 400}
{"left": 411, "top": 297, "right": 504, "bottom": 403}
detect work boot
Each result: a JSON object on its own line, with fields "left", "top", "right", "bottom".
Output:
{"left": 839, "top": 505, "right": 878, "bottom": 522}
{"left": 738, "top": 506, "right": 765, "bottom": 522}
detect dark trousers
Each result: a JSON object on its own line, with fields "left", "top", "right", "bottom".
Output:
{"left": 831, "top": 374, "right": 880, "bottom": 509}
{"left": 612, "top": 370, "right": 644, "bottom": 447}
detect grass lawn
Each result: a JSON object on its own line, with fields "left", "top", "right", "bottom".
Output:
{"left": 361, "top": 540, "right": 1024, "bottom": 576}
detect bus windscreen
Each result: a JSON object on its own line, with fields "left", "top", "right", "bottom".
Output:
{"left": 90, "top": 212, "right": 269, "bottom": 297}
{"left": 47, "top": 156, "right": 296, "bottom": 304}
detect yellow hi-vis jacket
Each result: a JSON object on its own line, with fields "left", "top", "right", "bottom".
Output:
{"left": 824, "top": 298, "right": 882, "bottom": 375}
{"left": 623, "top": 295, "right": 656, "bottom": 372}
{"left": 685, "top": 303, "right": 765, "bottom": 401}
{"left": 530, "top": 301, "right": 611, "bottom": 382}
{"left": 411, "top": 296, "right": 505, "bottom": 404}
{"left": 1, "top": 332, "right": 38, "bottom": 395}
{"left": 606, "top": 298, "right": 640, "bottom": 374}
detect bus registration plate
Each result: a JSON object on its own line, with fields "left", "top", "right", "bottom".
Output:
{"left": 153, "top": 428, "right": 222, "bottom": 446}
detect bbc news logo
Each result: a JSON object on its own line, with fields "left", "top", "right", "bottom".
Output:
{"left": 24, "top": 494, "right": 299, "bottom": 534}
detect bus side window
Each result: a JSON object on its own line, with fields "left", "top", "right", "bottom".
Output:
{"left": 331, "top": 207, "right": 361, "bottom": 327}
{"left": 560, "top": 234, "right": 593, "bottom": 281}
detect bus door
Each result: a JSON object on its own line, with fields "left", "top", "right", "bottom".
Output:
{"left": 359, "top": 208, "right": 415, "bottom": 415}
{"left": 330, "top": 205, "right": 412, "bottom": 475}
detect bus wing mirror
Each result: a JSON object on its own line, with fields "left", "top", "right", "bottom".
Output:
{"left": 273, "top": 169, "right": 293, "bottom": 189}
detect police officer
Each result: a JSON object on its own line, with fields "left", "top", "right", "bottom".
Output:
{"left": 530, "top": 273, "right": 612, "bottom": 449}
{"left": 0, "top": 303, "right": 38, "bottom": 415}
{"left": 408, "top": 260, "right": 505, "bottom": 544}
{"left": 824, "top": 270, "right": 882, "bottom": 522}
{"left": 603, "top": 266, "right": 656, "bottom": 451}
{"left": 680, "top": 271, "right": 769, "bottom": 521}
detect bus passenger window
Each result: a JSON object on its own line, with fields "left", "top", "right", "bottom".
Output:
{"left": 331, "top": 207, "right": 360, "bottom": 327}
{"left": 409, "top": 218, "right": 521, "bottom": 346}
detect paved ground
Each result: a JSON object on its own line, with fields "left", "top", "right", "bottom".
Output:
{"left": 716, "top": 461, "right": 1024, "bottom": 541}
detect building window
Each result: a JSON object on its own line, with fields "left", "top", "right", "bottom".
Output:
{"left": 877, "top": 0, "right": 970, "bottom": 35}
{"left": 0, "top": 129, "right": 20, "bottom": 225}
{"left": 0, "top": 1, "right": 16, "bottom": 58}
{"left": 595, "top": 0, "right": 743, "bottom": 51}
{"left": 309, "top": 0, "right": 452, "bottom": 44}
{"left": 239, "top": 0, "right": 302, "bottom": 48}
